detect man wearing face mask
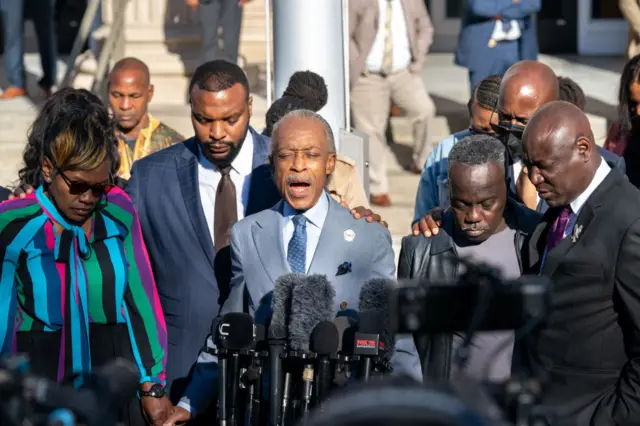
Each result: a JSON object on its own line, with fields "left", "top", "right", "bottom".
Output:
{"left": 413, "top": 60, "right": 625, "bottom": 237}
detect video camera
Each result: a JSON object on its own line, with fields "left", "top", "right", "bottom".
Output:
{"left": 0, "top": 355, "right": 140, "bottom": 426}
{"left": 300, "top": 259, "right": 555, "bottom": 426}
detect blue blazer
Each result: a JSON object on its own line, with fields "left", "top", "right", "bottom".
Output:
{"left": 126, "top": 127, "right": 281, "bottom": 401}
{"left": 454, "top": 0, "right": 541, "bottom": 71}
{"left": 178, "top": 195, "right": 421, "bottom": 415}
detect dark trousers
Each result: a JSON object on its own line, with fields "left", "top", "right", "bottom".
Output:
{"left": 199, "top": 0, "right": 243, "bottom": 64}
{"left": 1, "top": 0, "right": 57, "bottom": 89}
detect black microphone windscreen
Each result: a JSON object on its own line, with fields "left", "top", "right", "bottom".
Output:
{"left": 255, "top": 324, "right": 266, "bottom": 342}
{"left": 333, "top": 316, "right": 357, "bottom": 353}
{"left": 218, "top": 312, "right": 256, "bottom": 350}
{"left": 358, "top": 279, "right": 397, "bottom": 358}
{"left": 358, "top": 311, "right": 385, "bottom": 334}
{"left": 310, "top": 321, "right": 340, "bottom": 355}
{"left": 289, "top": 275, "right": 336, "bottom": 352}
{"left": 270, "top": 273, "right": 304, "bottom": 340}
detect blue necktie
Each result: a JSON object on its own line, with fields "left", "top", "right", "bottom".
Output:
{"left": 288, "top": 215, "right": 307, "bottom": 274}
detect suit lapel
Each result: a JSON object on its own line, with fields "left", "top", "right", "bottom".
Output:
{"left": 308, "top": 197, "right": 353, "bottom": 276}
{"left": 252, "top": 201, "right": 290, "bottom": 293}
{"left": 175, "top": 139, "right": 216, "bottom": 270}
{"left": 538, "top": 168, "right": 624, "bottom": 276}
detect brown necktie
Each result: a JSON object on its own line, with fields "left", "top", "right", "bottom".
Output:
{"left": 214, "top": 166, "right": 238, "bottom": 250}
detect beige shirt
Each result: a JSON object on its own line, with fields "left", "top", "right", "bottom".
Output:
{"left": 326, "top": 155, "right": 370, "bottom": 209}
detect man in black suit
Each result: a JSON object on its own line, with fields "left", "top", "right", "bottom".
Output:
{"left": 520, "top": 101, "right": 640, "bottom": 425}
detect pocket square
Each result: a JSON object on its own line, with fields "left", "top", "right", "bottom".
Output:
{"left": 336, "top": 261, "right": 352, "bottom": 276}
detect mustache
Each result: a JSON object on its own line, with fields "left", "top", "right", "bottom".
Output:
{"left": 203, "top": 140, "right": 234, "bottom": 147}
{"left": 461, "top": 225, "right": 490, "bottom": 232}
{"left": 285, "top": 175, "right": 312, "bottom": 185}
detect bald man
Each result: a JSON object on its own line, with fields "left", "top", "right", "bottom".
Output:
{"left": 520, "top": 101, "right": 640, "bottom": 425}
{"left": 108, "top": 57, "right": 184, "bottom": 179}
{"left": 412, "top": 60, "right": 624, "bottom": 236}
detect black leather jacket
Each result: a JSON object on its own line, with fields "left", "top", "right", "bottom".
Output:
{"left": 397, "top": 197, "right": 541, "bottom": 380}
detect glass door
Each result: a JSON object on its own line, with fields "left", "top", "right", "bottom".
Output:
{"left": 578, "top": 0, "right": 627, "bottom": 54}
{"left": 425, "top": 0, "right": 464, "bottom": 52}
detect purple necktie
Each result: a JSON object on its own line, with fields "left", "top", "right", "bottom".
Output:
{"left": 546, "top": 206, "right": 572, "bottom": 251}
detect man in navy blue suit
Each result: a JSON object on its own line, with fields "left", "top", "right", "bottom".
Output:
{"left": 455, "top": 0, "right": 541, "bottom": 92}
{"left": 126, "top": 61, "right": 384, "bottom": 413}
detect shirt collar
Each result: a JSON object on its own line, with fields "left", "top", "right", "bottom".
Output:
{"left": 569, "top": 157, "right": 611, "bottom": 214}
{"left": 198, "top": 129, "right": 255, "bottom": 176}
{"left": 283, "top": 191, "right": 330, "bottom": 230}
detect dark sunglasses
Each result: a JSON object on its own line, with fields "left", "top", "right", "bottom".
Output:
{"left": 56, "top": 168, "right": 114, "bottom": 197}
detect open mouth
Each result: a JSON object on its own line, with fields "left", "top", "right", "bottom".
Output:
{"left": 288, "top": 181, "right": 311, "bottom": 198}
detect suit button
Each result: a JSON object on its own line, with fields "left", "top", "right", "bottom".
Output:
{"left": 488, "top": 39, "right": 497, "bottom": 48}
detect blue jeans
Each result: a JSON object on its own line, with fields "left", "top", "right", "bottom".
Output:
{"left": 1, "top": 0, "right": 57, "bottom": 89}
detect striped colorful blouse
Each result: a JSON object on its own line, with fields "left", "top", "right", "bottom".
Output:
{"left": 0, "top": 186, "right": 167, "bottom": 385}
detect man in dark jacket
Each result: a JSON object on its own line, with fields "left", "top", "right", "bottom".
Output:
{"left": 398, "top": 134, "right": 540, "bottom": 380}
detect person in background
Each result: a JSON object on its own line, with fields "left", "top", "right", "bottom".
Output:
{"left": 620, "top": 0, "right": 640, "bottom": 59}
{"left": 414, "top": 74, "right": 501, "bottom": 222}
{"left": 164, "top": 110, "right": 420, "bottom": 424}
{"left": 604, "top": 54, "right": 640, "bottom": 187}
{"left": 0, "top": 0, "right": 57, "bottom": 99}
{"left": 518, "top": 76, "right": 588, "bottom": 210}
{"left": 185, "top": 0, "right": 251, "bottom": 64}
{"left": 0, "top": 88, "right": 170, "bottom": 426}
{"left": 349, "top": 0, "right": 435, "bottom": 206}
{"left": 263, "top": 70, "right": 370, "bottom": 209}
{"left": 400, "top": 135, "right": 539, "bottom": 380}
{"left": 108, "top": 57, "right": 184, "bottom": 180}
{"left": 455, "top": 0, "right": 541, "bottom": 92}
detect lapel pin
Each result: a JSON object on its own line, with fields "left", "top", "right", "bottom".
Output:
{"left": 571, "top": 224, "right": 583, "bottom": 243}
{"left": 344, "top": 229, "right": 355, "bottom": 242}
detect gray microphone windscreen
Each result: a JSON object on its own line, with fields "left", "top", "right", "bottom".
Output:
{"left": 270, "top": 273, "right": 305, "bottom": 340}
{"left": 288, "top": 274, "right": 336, "bottom": 351}
{"left": 358, "top": 278, "right": 397, "bottom": 358}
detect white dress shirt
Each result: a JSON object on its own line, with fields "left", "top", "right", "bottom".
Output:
{"left": 563, "top": 158, "right": 611, "bottom": 238}
{"left": 281, "top": 193, "right": 330, "bottom": 273}
{"left": 365, "top": 0, "right": 412, "bottom": 74}
{"left": 490, "top": 19, "right": 522, "bottom": 42}
{"left": 198, "top": 131, "right": 255, "bottom": 250}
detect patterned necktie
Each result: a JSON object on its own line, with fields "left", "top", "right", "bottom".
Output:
{"left": 546, "top": 206, "right": 572, "bottom": 251}
{"left": 380, "top": 0, "right": 394, "bottom": 75}
{"left": 214, "top": 166, "right": 238, "bottom": 251}
{"left": 288, "top": 215, "right": 307, "bottom": 274}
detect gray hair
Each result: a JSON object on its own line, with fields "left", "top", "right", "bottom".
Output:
{"left": 447, "top": 135, "right": 506, "bottom": 174}
{"left": 271, "top": 109, "right": 336, "bottom": 153}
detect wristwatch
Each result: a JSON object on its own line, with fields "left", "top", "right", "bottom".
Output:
{"left": 139, "top": 383, "right": 165, "bottom": 398}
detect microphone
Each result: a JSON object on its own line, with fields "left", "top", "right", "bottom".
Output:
{"left": 332, "top": 316, "right": 358, "bottom": 387}
{"left": 310, "top": 321, "right": 339, "bottom": 407}
{"left": 216, "top": 312, "right": 257, "bottom": 426}
{"left": 268, "top": 273, "right": 302, "bottom": 426}
{"left": 244, "top": 325, "right": 266, "bottom": 426}
{"left": 354, "top": 311, "right": 385, "bottom": 381}
{"left": 289, "top": 275, "right": 336, "bottom": 419}
{"left": 358, "top": 279, "right": 396, "bottom": 361}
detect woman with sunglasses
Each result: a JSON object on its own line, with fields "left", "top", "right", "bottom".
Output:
{"left": 0, "top": 88, "right": 170, "bottom": 426}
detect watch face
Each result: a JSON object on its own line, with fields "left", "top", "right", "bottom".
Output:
{"left": 149, "top": 384, "right": 165, "bottom": 397}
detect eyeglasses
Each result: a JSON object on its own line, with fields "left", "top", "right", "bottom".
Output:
{"left": 489, "top": 107, "right": 528, "bottom": 137}
{"left": 55, "top": 168, "right": 114, "bottom": 197}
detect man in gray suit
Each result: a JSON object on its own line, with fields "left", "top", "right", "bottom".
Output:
{"left": 164, "top": 109, "right": 421, "bottom": 424}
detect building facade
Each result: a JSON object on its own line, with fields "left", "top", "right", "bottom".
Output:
{"left": 427, "top": 0, "right": 628, "bottom": 55}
